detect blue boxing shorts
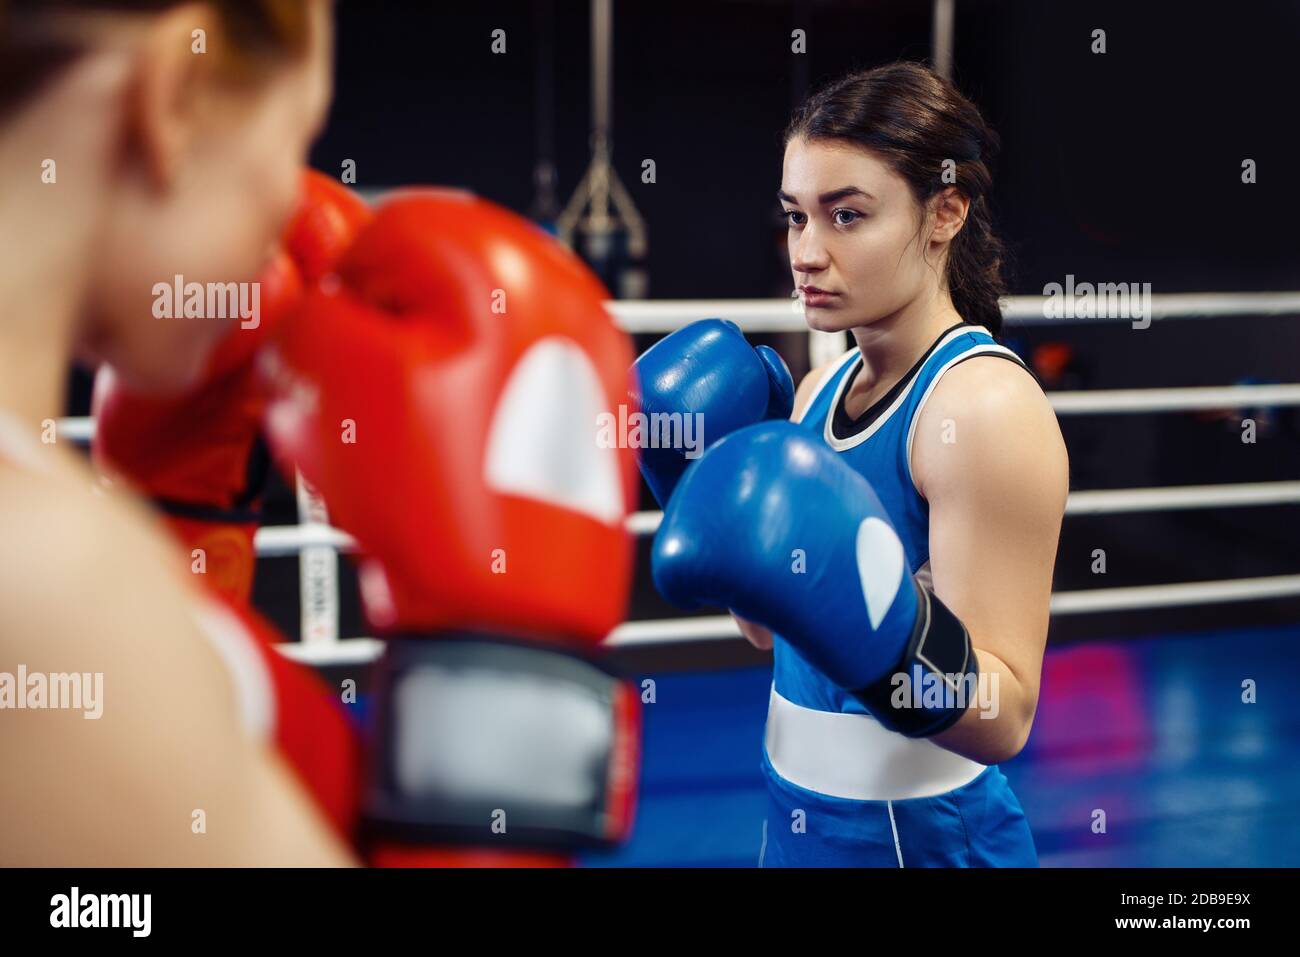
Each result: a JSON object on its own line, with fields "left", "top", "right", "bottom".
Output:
{"left": 758, "top": 686, "right": 1037, "bottom": 867}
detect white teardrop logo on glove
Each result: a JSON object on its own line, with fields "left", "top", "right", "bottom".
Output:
{"left": 855, "top": 516, "right": 905, "bottom": 631}
{"left": 484, "top": 337, "right": 624, "bottom": 525}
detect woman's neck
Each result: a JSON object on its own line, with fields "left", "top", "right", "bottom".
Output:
{"left": 0, "top": 187, "right": 87, "bottom": 427}
{"left": 847, "top": 286, "right": 963, "bottom": 397}
{"left": 0, "top": 318, "right": 74, "bottom": 429}
{"left": 0, "top": 54, "right": 123, "bottom": 426}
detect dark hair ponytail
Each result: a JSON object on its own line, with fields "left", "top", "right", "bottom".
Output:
{"left": 785, "top": 61, "right": 1009, "bottom": 336}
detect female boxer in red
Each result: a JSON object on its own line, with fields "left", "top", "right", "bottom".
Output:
{"left": 0, "top": 0, "right": 352, "bottom": 864}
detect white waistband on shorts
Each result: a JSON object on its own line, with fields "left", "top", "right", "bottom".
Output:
{"left": 763, "top": 685, "right": 986, "bottom": 802}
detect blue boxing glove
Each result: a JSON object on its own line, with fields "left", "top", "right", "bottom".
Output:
{"left": 652, "top": 420, "right": 978, "bottom": 738}
{"left": 631, "top": 319, "right": 794, "bottom": 506}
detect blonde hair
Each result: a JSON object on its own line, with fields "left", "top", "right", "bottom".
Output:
{"left": 0, "top": 0, "right": 314, "bottom": 120}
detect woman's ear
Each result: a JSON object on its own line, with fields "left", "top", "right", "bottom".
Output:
{"left": 124, "top": 2, "right": 221, "bottom": 189}
{"left": 929, "top": 187, "right": 970, "bottom": 245}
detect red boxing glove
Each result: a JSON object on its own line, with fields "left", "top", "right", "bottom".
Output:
{"left": 264, "top": 190, "right": 637, "bottom": 642}
{"left": 262, "top": 191, "right": 640, "bottom": 865}
{"left": 194, "top": 594, "right": 362, "bottom": 842}
{"left": 92, "top": 172, "right": 371, "bottom": 604}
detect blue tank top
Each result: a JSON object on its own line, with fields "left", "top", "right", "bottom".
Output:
{"left": 774, "top": 322, "right": 1030, "bottom": 715}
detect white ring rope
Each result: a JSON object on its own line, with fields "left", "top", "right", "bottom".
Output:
{"left": 1065, "top": 481, "right": 1300, "bottom": 514}
{"left": 609, "top": 291, "right": 1300, "bottom": 332}
{"left": 1049, "top": 384, "right": 1300, "bottom": 414}
{"left": 278, "top": 572, "right": 1300, "bottom": 666}
{"left": 66, "top": 294, "right": 1300, "bottom": 653}
{"left": 56, "top": 379, "right": 1300, "bottom": 449}
{"left": 252, "top": 479, "right": 1300, "bottom": 557}
{"left": 256, "top": 523, "right": 354, "bottom": 557}
{"left": 278, "top": 637, "right": 383, "bottom": 666}
{"left": 260, "top": 474, "right": 1300, "bottom": 658}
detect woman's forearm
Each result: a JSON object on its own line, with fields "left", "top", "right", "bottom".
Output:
{"left": 932, "top": 646, "right": 1036, "bottom": 765}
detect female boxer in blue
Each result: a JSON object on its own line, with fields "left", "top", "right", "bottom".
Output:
{"left": 636, "top": 62, "right": 1068, "bottom": 866}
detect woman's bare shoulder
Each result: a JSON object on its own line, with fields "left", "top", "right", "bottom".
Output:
{"left": 792, "top": 357, "right": 845, "bottom": 421}
{"left": 0, "top": 467, "right": 353, "bottom": 865}
{"left": 912, "top": 353, "right": 1068, "bottom": 504}
{"left": 0, "top": 465, "right": 189, "bottom": 650}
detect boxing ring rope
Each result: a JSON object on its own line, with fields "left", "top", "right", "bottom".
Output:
{"left": 251, "top": 479, "right": 1300, "bottom": 557}
{"left": 1050, "top": 385, "right": 1300, "bottom": 414}
{"left": 609, "top": 291, "right": 1300, "bottom": 332}
{"left": 278, "top": 570, "right": 1300, "bottom": 667}
{"left": 55, "top": 381, "right": 1300, "bottom": 446}
{"left": 63, "top": 291, "right": 1300, "bottom": 659}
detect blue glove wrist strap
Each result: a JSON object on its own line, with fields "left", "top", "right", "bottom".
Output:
{"left": 852, "top": 579, "right": 979, "bottom": 738}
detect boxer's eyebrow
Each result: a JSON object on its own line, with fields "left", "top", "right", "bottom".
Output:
{"left": 816, "top": 186, "right": 874, "bottom": 204}
{"left": 778, "top": 187, "right": 874, "bottom": 206}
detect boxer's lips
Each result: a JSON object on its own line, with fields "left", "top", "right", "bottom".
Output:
{"left": 799, "top": 286, "right": 840, "bottom": 307}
